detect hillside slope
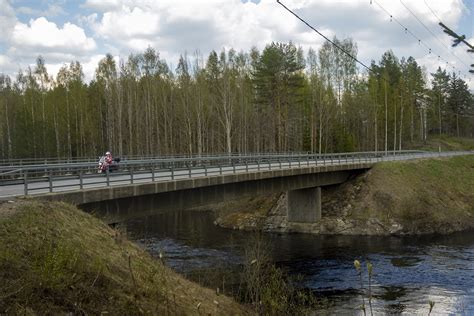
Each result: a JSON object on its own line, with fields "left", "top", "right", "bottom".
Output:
{"left": 0, "top": 201, "right": 247, "bottom": 315}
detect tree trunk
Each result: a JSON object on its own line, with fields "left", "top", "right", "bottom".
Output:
{"left": 66, "top": 90, "right": 72, "bottom": 158}
{"left": 384, "top": 81, "right": 388, "bottom": 154}
{"left": 399, "top": 96, "right": 403, "bottom": 151}
{"left": 438, "top": 92, "right": 442, "bottom": 136}
{"left": 393, "top": 95, "right": 397, "bottom": 152}
{"left": 456, "top": 113, "right": 459, "bottom": 137}
{"left": 410, "top": 99, "right": 414, "bottom": 142}
{"left": 5, "top": 97, "right": 12, "bottom": 159}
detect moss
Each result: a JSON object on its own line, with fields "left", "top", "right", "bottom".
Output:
{"left": 0, "top": 201, "right": 247, "bottom": 314}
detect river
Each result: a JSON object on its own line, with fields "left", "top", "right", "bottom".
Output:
{"left": 123, "top": 209, "right": 474, "bottom": 314}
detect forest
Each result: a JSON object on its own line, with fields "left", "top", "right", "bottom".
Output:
{"left": 0, "top": 37, "right": 473, "bottom": 159}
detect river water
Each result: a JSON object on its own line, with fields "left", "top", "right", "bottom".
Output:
{"left": 124, "top": 209, "right": 474, "bottom": 314}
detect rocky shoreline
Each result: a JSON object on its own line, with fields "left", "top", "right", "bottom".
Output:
{"left": 212, "top": 156, "right": 474, "bottom": 236}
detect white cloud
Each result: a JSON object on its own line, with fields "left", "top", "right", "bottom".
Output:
{"left": 12, "top": 17, "right": 96, "bottom": 53}
{"left": 0, "top": 0, "right": 17, "bottom": 43}
{"left": 0, "top": 55, "right": 12, "bottom": 68}
{"left": 82, "top": 0, "right": 122, "bottom": 12}
{"left": 16, "top": 4, "right": 66, "bottom": 17}
{"left": 94, "top": 6, "right": 160, "bottom": 41}
{"left": 1, "top": 0, "right": 472, "bottom": 89}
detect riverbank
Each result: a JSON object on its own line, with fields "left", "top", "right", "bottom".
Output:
{"left": 212, "top": 155, "right": 474, "bottom": 235}
{"left": 0, "top": 200, "right": 247, "bottom": 314}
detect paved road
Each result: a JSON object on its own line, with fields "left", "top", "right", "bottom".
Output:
{"left": 0, "top": 151, "right": 471, "bottom": 199}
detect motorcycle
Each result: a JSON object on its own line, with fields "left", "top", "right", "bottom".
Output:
{"left": 98, "top": 156, "right": 121, "bottom": 173}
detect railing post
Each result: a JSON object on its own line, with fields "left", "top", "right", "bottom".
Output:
{"left": 233, "top": 161, "right": 236, "bottom": 173}
{"left": 79, "top": 171, "right": 83, "bottom": 189}
{"left": 307, "top": 155, "right": 309, "bottom": 166}
{"left": 188, "top": 163, "right": 192, "bottom": 178}
{"left": 23, "top": 170, "right": 28, "bottom": 195}
{"left": 106, "top": 169, "right": 110, "bottom": 186}
{"left": 49, "top": 170, "right": 53, "bottom": 193}
{"left": 205, "top": 165, "right": 208, "bottom": 176}
{"left": 219, "top": 164, "right": 223, "bottom": 175}
{"left": 245, "top": 161, "right": 248, "bottom": 172}
{"left": 171, "top": 166, "right": 175, "bottom": 180}
{"left": 151, "top": 167, "right": 155, "bottom": 182}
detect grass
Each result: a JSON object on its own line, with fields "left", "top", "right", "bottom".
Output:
{"left": 407, "top": 135, "right": 474, "bottom": 151}
{"left": 210, "top": 154, "right": 474, "bottom": 235}
{"left": 345, "top": 155, "right": 474, "bottom": 234}
{"left": 0, "top": 200, "right": 247, "bottom": 314}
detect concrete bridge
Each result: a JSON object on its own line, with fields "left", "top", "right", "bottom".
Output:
{"left": 1, "top": 151, "right": 471, "bottom": 223}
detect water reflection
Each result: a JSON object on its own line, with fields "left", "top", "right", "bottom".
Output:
{"left": 124, "top": 209, "right": 474, "bottom": 314}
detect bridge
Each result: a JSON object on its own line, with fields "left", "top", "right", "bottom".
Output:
{"left": 1, "top": 151, "right": 472, "bottom": 223}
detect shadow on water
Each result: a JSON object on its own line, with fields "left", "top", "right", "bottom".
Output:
{"left": 98, "top": 204, "right": 474, "bottom": 314}
{"left": 390, "top": 256, "right": 423, "bottom": 267}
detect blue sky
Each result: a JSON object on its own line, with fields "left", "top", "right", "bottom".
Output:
{"left": 0, "top": 0, "right": 473, "bottom": 87}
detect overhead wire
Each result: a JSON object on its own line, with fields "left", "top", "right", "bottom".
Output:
{"left": 422, "top": 0, "right": 473, "bottom": 81}
{"left": 276, "top": 0, "right": 473, "bottom": 119}
{"left": 371, "top": 0, "right": 465, "bottom": 77}
{"left": 276, "top": 0, "right": 470, "bottom": 85}
{"left": 276, "top": 0, "right": 374, "bottom": 74}
{"left": 399, "top": 0, "right": 470, "bottom": 70}
{"left": 423, "top": 0, "right": 443, "bottom": 22}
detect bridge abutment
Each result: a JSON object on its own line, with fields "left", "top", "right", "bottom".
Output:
{"left": 287, "top": 187, "right": 321, "bottom": 223}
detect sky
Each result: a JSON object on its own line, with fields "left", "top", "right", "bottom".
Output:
{"left": 0, "top": 0, "right": 473, "bottom": 87}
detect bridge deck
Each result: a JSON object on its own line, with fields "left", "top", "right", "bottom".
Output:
{"left": 0, "top": 151, "right": 472, "bottom": 203}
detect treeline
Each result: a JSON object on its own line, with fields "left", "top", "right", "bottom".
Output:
{"left": 0, "top": 38, "right": 473, "bottom": 159}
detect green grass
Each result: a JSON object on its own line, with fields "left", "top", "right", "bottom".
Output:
{"left": 0, "top": 201, "right": 246, "bottom": 314}
{"left": 408, "top": 135, "right": 474, "bottom": 151}
{"left": 348, "top": 155, "right": 474, "bottom": 234}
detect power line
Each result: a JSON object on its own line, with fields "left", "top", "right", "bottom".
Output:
{"left": 423, "top": 0, "right": 474, "bottom": 50}
{"left": 276, "top": 0, "right": 470, "bottom": 83}
{"left": 423, "top": 0, "right": 443, "bottom": 22}
{"left": 399, "top": 0, "right": 470, "bottom": 69}
{"left": 371, "top": 0, "right": 468, "bottom": 77}
{"left": 276, "top": 0, "right": 374, "bottom": 74}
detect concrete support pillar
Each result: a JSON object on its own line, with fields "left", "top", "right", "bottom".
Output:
{"left": 287, "top": 187, "right": 321, "bottom": 223}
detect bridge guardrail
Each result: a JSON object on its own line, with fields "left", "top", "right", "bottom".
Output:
{"left": 1, "top": 150, "right": 472, "bottom": 196}
{"left": 0, "top": 151, "right": 315, "bottom": 167}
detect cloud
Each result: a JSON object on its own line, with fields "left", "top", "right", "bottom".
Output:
{"left": 82, "top": 0, "right": 122, "bottom": 12}
{"left": 11, "top": 17, "right": 96, "bottom": 54}
{"left": 0, "top": 0, "right": 17, "bottom": 43}
{"left": 16, "top": 4, "right": 66, "bottom": 17}
{"left": 94, "top": 6, "right": 160, "bottom": 41}
{"left": 1, "top": 0, "right": 472, "bottom": 88}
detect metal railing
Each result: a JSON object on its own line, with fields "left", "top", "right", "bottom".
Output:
{"left": 0, "top": 151, "right": 312, "bottom": 167}
{"left": 0, "top": 150, "right": 472, "bottom": 197}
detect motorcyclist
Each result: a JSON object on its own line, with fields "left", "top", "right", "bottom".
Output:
{"left": 98, "top": 151, "right": 113, "bottom": 173}
{"left": 105, "top": 151, "right": 113, "bottom": 166}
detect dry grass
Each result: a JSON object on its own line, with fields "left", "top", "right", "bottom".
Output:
{"left": 210, "top": 155, "right": 474, "bottom": 235}
{"left": 407, "top": 135, "right": 474, "bottom": 151}
{"left": 195, "top": 194, "right": 281, "bottom": 230}
{"left": 345, "top": 155, "right": 474, "bottom": 234}
{"left": 0, "top": 200, "right": 248, "bottom": 315}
